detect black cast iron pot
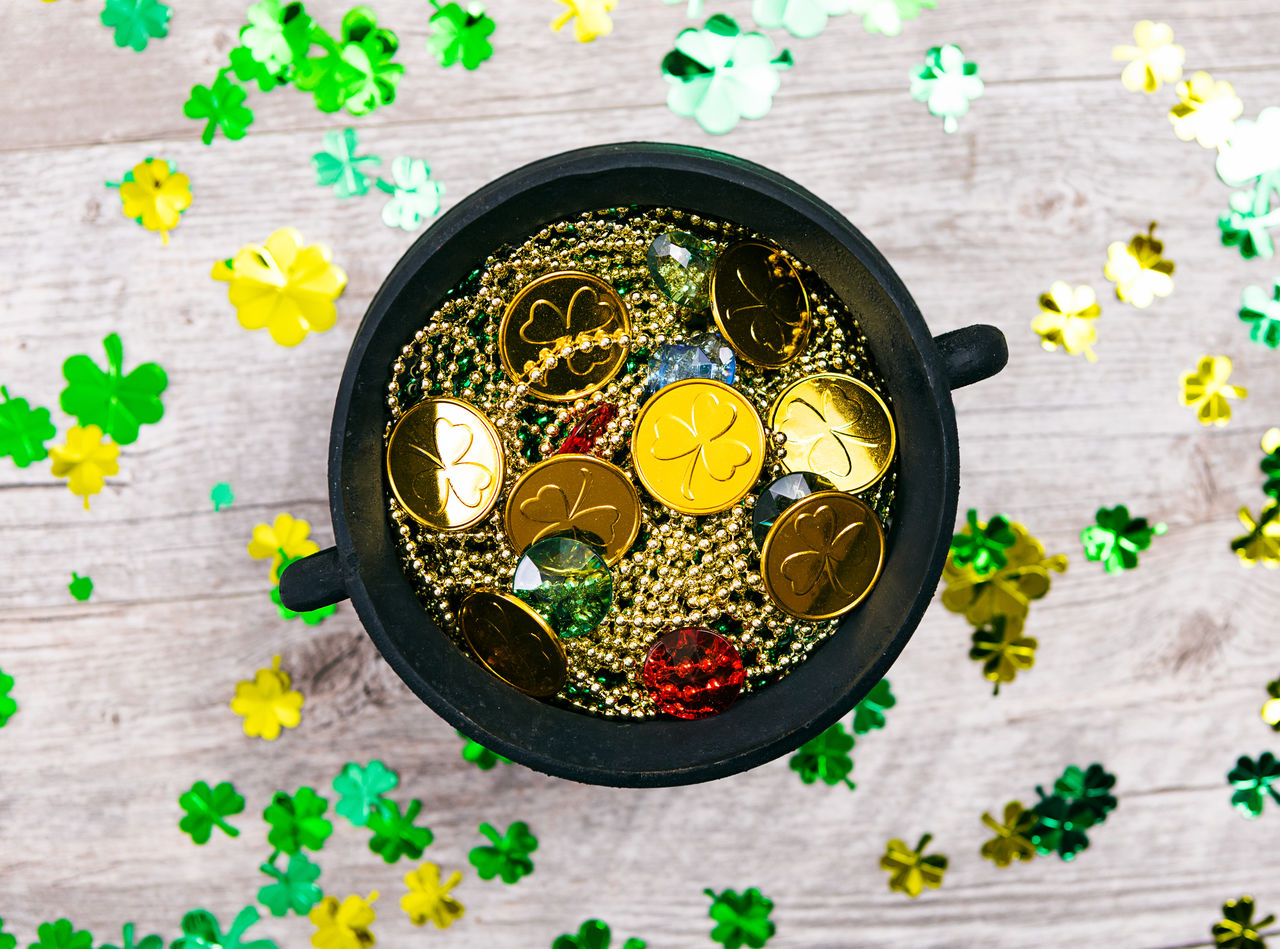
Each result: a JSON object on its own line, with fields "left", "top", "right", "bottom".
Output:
{"left": 280, "top": 142, "right": 1007, "bottom": 788}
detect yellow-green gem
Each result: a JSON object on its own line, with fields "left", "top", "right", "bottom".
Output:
{"left": 647, "top": 231, "right": 715, "bottom": 309}
{"left": 512, "top": 536, "right": 613, "bottom": 639}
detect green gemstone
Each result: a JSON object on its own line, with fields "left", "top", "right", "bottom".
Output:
{"left": 512, "top": 537, "right": 612, "bottom": 639}
{"left": 647, "top": 231, "right": 715, "bottom": 309}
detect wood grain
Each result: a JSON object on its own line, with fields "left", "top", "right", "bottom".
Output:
{"left": 1, "top": 1, "right": 1278, "bottom": 947}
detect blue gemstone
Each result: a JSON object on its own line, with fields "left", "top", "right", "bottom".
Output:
{"left": 648, "top": 333, "right": 737, "bottom": 393}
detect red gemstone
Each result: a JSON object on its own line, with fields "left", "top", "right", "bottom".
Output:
{"left": 555, "top": 402, "right": 619, "bottom": 457}
{"left": 642, "top": 627, "right": 745, "bottom": 720}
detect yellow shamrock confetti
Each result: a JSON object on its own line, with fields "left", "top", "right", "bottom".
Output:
{"left": 1169, "top": 71, "right": 1243, "bottom": 150}
{"left": 941, "top": 520, "right": 1067, "bottom": 634}
{"left": 212, "top": 227, "right": 347, "bottom": 347}
{"left": 1113, "top": 20, "right": 1184, "bottom": 93}
{"left": 550, "top": 0, "right": 615, "bottom": 42}
{"left": 1180, "top": 355, "right": 1246, "bottom": 427}
{"left": 1031, "top": 282, "right": 1100, "bottom": 361}
{"left": 248, "top": 513, "right": 320, "bottom": 582}
{"left": 880, "top": 834, "right": 947, "bottom": 898}
{"left": 50, "top": 424, "right": 120, "bottom": 510}
{"left": 309, "top": 892, "right": 378, "bottom": 949}
{"left": 118, "top": 159, "right": 192, "bottom": 244}
{"left": 1262, "top": 678, "right": 1280, "bottom": 731}
{"left": 230, "top": 655, "right": 304, "bottom": 741}
{"left": 401, "top": 863, "right": 465, "bottom": 929}
{"left": 1104, "top": 223, "right": 1174, "bottom": 308}
{"left": 1232, "top": 506, "right": 1280, "bottom": 568}
{"left": 980, "top": 801, "right": 1037, "bottom": 867}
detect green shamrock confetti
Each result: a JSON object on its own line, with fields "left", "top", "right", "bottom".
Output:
{"left": 704, "top": 887, "right": 775, "bottom": 949}
{"left": 910, "top": 44, "right": 983, "bottom": 133}
{"left": 377, "top": 157, "right": 444, "bottom": 231}
{"left": 1080, "top": 504, "right": 1166, "bottom": 573}
{"left": 101, "top": 0, "right": 170, "bottom": 52}
{"left": 1219, "top": 171, "right": 1280, "bottom": 260}
{"left": 662, "top": 15, "right": 793, "bottom": 135}
{"left": 368, "top": 798, "right": 434, "bottom": 862}
{"left": 0, "top": 386, "right": 56, "bottom": 468}
{"left": 178, "top": 780, "right": 245, "bottom": 844}
{"left": 427, "top": 2, "right": 496, "bottom": 70}
{"left": 1213, "top": 896, "right": 1275, "bottom": 949}
{"left": 240, "top": 0, "right": 313, "bottom": 78}
{"left": 184, "top": 72, "right": 255, "bottom": 145}
{"left": 60, "top": 333, "right": 166, "bottom": 445}
{"left": 1261, "top": 430, "right": 1280, "bottom": 500}
{"left": 211, "top": 482, "right": 235, "bottom": 511}
{"left": 789, "top": 722, "right": 855, "bottom": 789}
{"left": 848, "top": 0, "right": 935, "bottom": 35}
{"left": 950, "top": 509, "right": 1016, "bottom": 575}
{"left": 1053, "top": 764, "right": 1118, "bottom": 824}
{"left": 969, "top": 615, "right": 1037, "bottom": 694}
{"left": 469, "top": 820, "right": 538, "bottom": 884}
{"left": 101, "top": 923, "right": 164, "bottom": 949}
{"left": 1240, "top": 278, "right": 1280, "bottom": 349}
{"left": 458, "top": 730, "right": 511, "bottom": 770}
{"left": 333, "top": 760, "right": 399, "bottom": 826}
{"left": 257, "top": 851, "right": 323, "bottom": 917}
{"left": 312, "top": 128, "right": 381, "bottom": 198}
{"left": 851, "top": 677, "right": 895, "bottom": 734}
{"left": 229, "top": 45, "right": 287, "bottom": 93}
{"left": 1029, "top": 788, "right": 1096, "bottom": 860}
{"left": 0, "top": 916, "right": 13, "bottom": 949}
{"left": 552, "top": 920, "right": 646, "bottom": 949}
{"left": 1228, "top": 752, "right": 1280, "bottom": 818}
{"left": 27, "top": 920, "right": 93, "bottom": 949}
{"left": 294, "top": 9, "right": 402, "bottom": 115}
{"left": 68, "top": 573, "right": 93, "bottom": 602}
{"left": 171, "top": 907, "right": 276, "bottom": 949}
{"left": 0, "top": 669, "right": 16, "bottom": 728}
{"left": 751, "top": 0, "right": 848, "bottom": 39}
{"left": 270, "top": 584, "right": 335, "bottom": 625}
{"left": 265, "top": 787, "right": 333, "bottom": 854}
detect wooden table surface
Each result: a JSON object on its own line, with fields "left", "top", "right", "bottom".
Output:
{"left": 2, "top": 2, "right": 1279, "bottom": 947}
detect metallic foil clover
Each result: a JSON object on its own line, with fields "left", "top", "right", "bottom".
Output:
{"left": 909, "top": 44, "right": 982, "bottom": 134}
{"left": 1113, "top": 20, "right": 1184, "bottom": 93}
{"left": 1080, "top": 505, "right": 1166, "bottom": 573}
{"left": 1031, "top": 282, "right": 1101, "bottom": 362}
{"left": 1214, "top": 897, "right": 1276, "bottom": 949}
{"left": 1181, "top": 355, "right": 1246, "bottom": 427}
{"left": 880, "top": 834, "right": 948, "bottom": 898}
{"left": 941, "top": 520, "right": 1067, "bottom": 635}
{"left": 979, "top": 801, "right": 1037, "bottom": 868}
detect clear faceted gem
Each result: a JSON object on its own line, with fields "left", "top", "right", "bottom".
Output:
{"left": 642, "top": 627, "right": 745, "bottom": 719}
{"left": 647, "top": 332, "right": 737, "bottom": 393}
{"left": 512, "top": 536, "right": 612, "bottom": 639}
{"left": 647, "top": 231, "right": 715, "bottom": 309}
{"left": 752, "top": 471, "right": 836, "bottom": 548}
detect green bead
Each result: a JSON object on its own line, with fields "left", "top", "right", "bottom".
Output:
{"left": 512, "top": 537, "right": 612, "bottom": 639}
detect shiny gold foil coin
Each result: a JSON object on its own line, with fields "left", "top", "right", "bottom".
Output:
{"left": 710, "top": 241, "right": 812, "bottom": 368}
{"left": 760, "top": 490, "right": 886, "bottom": 621}
{"left": 498, "top": 270, "right": 631, "bottom": 402}
{"left": 631, "top": 378, "right": 766, "bottom": 515}
{"left": 386, "top": 397, "right": 505, "bottom": 531}
{"left": 770, "top": 373, "right": 895, "bottom": 493}
{"left": 458, "top": 588, "right": 567, "bottom": 698}
{"left": 504, "top": 454, "right": 641, "bottom": 566}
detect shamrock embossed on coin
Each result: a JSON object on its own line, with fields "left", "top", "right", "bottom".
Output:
{"left": 771, "top": 373, "right": 895, "bottom": 493}
{"left": 459, "top": 589, "right": 568, "bottom": 697}
{"left": 710, "top": 241, "right": 812, "bottom": 368}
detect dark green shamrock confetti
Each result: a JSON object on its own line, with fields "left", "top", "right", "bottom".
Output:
{"left": 211, "top": 482, "right": 235, "bottom": 511}
{"left": 0, "top": 386, "right": 56, "bottom": 468}
{"left": 257, "top": 852, "right": 323, "bottom": 917}
{"left": 1213, "top": 896, "right": 1275, "bottom": 949}
{"left": 171, "top": 907, "right": 276, "bottom": 949}
{"left": 852, "top": 677, "right": 895, "bottom": 734}
{"left": 0, "top": 916, "right": 14, "bottom": 949}
{"left": 240, "top": 0, "right": 313, "bottom": 81}
{"left": 0, "top": 669, "right": 16, "bottom": 727}
{"left": 1228, "top": 752, "right": 1280, "bottom": 818}
{"left": 61, "top": 333, "right": 166, "bottom": 446}
{"left": 1029, "top": 788, "right": 1096, "bottom": 860}
{"left": 178, "top": 780, "right": 245, "bottom": 844}
{"left": 788, "top": 722, "right": 855, "bottom": 789}
{"left": 101, "top": 922, "right": 164, "bottom": 949}
{"left": 1080, "top": 504, "right": 1166, "bottom": 573}
{"left": 458, "top": 730, "right": 511, "bottom": 770}
{"left": 265, "top": 787, "right": 333, "bottom": 854}
{"left": 950, "top": 509, "right": 1016, "bottom": 575}
{"left": 312, "top": 128, "right": 381, "bottom": 198}
{"left": 28, "top": 920, "right": 93, "bottom": 949}
{"left": 101, "top": 0, "right": 170, "bottom": 52}
{"left": 68, "top": 573, "right": 93, "bottom": 602}
{"left": 427, "top": 2, "right": 495, "bottom": 69}
{"left": 367, "top": 798, "right": 433, "bottom": 862}
{"left": 184, "top": 72, "right": 255, "bottom": 145}
{"left": 1261, "top": 429, "right": 1280, "bottom": 500}
{"left": 333, "top": 760, "right": 399, "bottom": 826}
{"left": 1240, "top": 279, "right": 1280, "bottom": 349}
{"left": 469, "top": 820, "right": 537, "bottom": 884}
{"left": 295, "top": 8, "right": 402, "bottom": 115}
{"left": 704, "top": 888, "right": 776, "bottom": 949}
{"left": 1053, "top": 764, "right": 1118, "bottom": 824}
{"left": 552, "top": 920, "right": 646, "bottom": 949}
{"left": 1219, "top": 171, "right": 1280, "bottom": 261}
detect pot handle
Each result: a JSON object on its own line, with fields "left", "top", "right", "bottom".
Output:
{"left": 933, "top": 324, "right": 1008, "bottom": 390}
{"left": 279, "top": 546, "right": 350, "bottom": 613}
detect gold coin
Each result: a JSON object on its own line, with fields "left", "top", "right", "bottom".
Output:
{"left": 499, "top": 270, "right": 631, "bottom": 402}
{"left": 458, "top": 588, "right": 567, "bottom": 698}
{"left": 631, "top": 378, "right": 766, "bottom": 515}
{"left": 386, "top": 397, "right": 505, "bottom": 531}
{"left": 760, "top": 490, "right": 886, "bottom": 621}
{"left": 769, "top": 373, "right": 895, "bottom": 493}
{"left": 710, "top": 241, "right": 812, "bottom": 368}
{"left": 504, "top": 454, "right": 641, "bottom": 566}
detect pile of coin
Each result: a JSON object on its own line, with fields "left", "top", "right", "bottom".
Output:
{"left": 383, "top": 207, "right": 896, "bottom": 720}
